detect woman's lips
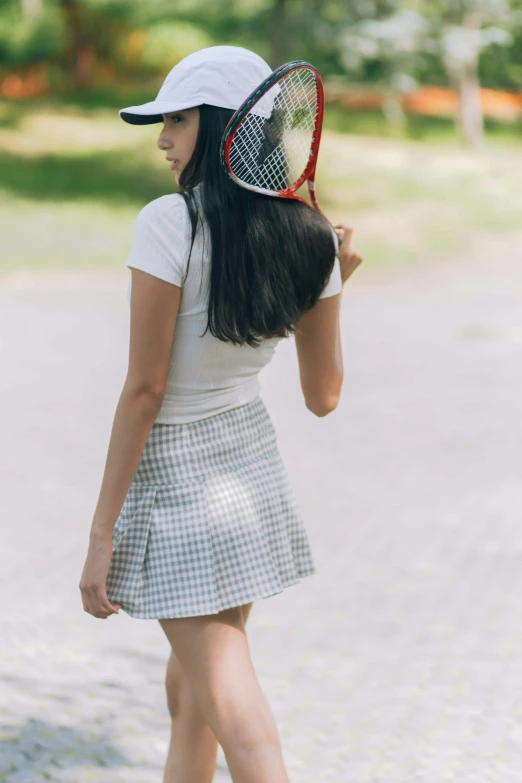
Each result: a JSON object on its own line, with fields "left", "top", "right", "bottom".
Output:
{"left": 169, "top": 160, "right": 179, "bottom": 171}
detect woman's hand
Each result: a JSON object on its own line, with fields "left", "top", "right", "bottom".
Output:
{"left": 79, "top": 531, "right": 121, "bottom": 619}
{"left": 334, "top": 223, "right": 364, "bottom": 285}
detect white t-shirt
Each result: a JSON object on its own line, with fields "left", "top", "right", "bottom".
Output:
{"left": 125, "top": 185, "right": 343, "bottom": 424}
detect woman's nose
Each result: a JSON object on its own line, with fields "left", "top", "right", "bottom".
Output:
{"left": 157, "top": 133, "right": 170, "bottom": 151}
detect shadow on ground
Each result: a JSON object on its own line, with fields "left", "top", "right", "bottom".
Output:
{"left": 0, "top": 717, "right": 128, "bottom": 774}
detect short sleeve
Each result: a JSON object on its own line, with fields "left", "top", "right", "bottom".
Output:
{"left": 318, "top": 226, "right": 343, "bottom": 299}
{"left": 126, "top": 194, "right": 189, "bottom": 286}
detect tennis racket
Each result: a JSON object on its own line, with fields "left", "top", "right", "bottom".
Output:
{"left": 220, "top": 60, "right": 325, "bottom": 212}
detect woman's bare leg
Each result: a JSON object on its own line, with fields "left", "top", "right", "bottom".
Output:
{"left": 162, "top": 602, "right": 254, "bottom": 783}
{"left": 159, "top": 603, "right": 290, "bottom": 783}
{"left": 162, "top": 649, "right": 218, "bottom": 783}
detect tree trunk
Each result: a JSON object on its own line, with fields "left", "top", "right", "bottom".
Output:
{"left": 455, "top": 68, "right": 483, "bottom": 149}
{"left": 269, "top": 0, "right": 287, "bottom": 68}
{"left": 454, "top": 11, "right": 484, "bottom": 149}
{"left": 60, "top": 0, "right": 95, "bottom": 90}
{"left": 382, "top": 88, "right": 406, "bottom": 136}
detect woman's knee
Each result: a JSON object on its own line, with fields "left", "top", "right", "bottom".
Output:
{"left": 205, "top": 678, "right": 278, "bottom": 752}
{"left": 219, "top": 705, "right": 279, "bottom": 755}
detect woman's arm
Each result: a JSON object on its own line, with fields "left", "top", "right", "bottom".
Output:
{"left": 90, "top": 268, "right": 181, "bottom": 537}
{"left": 89, "top": 385, "right": 163, "bottom": 540}
{"left": 295, "top": 223, "right": 364, "bottom": 417}
{"left": 80, "top": 268, "right": 181, "bottom": 618}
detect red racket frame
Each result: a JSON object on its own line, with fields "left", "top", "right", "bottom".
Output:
{"left": 221, "top": 61, "right": 325, "bottom": 211}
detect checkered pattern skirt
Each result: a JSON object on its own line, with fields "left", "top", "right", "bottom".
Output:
{"left": 105, "top": 395, "right": 316, "bottom": 619}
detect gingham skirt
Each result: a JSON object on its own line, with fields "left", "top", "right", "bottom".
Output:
{"left": 105, "top": 395, "right": 316, "bottom": 619}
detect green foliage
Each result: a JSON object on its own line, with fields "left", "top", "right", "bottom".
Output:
{"left": 324, "top": 102, "right": 522, "bottom": 143}
{"left": 339, "top": 9, "right": 431, "bottom": 90}
{"left": 2, "top": 102, "right": 521, "bottom": 276}
{"left": 82, "top": 0, "right": 132, "bottom": 16}
{"left": 0, "top": 0, "right": 521, "bottom": 95}
{"left": 0, "top": 2, "right": 65, "bottom": 67}
{"left": 480, "top": 30, "right": 522, "bottom": 85}
{"left": 140, "top": 21, "right": 212, "bottom": 70}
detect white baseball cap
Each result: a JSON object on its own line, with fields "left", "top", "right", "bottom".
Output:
{"left": 119, "top": 45, "right": 274, "bottom": 125}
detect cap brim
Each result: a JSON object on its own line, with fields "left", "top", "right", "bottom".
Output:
{"left": 119, "top": 100, "right": 197, "bottom": 125}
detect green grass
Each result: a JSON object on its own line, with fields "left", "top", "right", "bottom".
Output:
{"left": 318, "top": 129, "right": 522, "bottom": 266}
{"left": 1, "top": 95, "right": 521, "bottom": 276}
{"left": 324, "top": 104, "right": 522, "bottom": 147}
{"left": 0, "top": 148, "right": 170, "bottom": 204}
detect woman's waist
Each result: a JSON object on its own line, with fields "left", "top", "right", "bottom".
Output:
{"left": 153, "top": 379, "right": 261, "bottom": 423}
{"left": 133, "top": 394, "right": 279, "bottom": 485}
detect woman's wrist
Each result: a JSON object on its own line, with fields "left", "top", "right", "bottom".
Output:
{"left": 90, "top": 523, "right": 114, "bottom": 543}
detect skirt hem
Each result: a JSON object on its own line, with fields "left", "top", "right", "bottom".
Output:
{"left": 117, "top": 568, "right": 316, "bottom": 621}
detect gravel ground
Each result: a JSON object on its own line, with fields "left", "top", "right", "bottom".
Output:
{"left": 1, "top": 234, "right": 521, "bottom": 782}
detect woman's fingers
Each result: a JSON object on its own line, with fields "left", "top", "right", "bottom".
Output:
{"left": 80, "top": 583, "right": 121, "bottom": 619}
{"left": 334, "top": 223, "right": 354, "bottom": 246}
{"left": 333, "top": 222, "right": 364, "bottom": 284}
{"left": 334, "top": 223, "right": 363, "bottom": 262}
{"left": 79, "top": 534, "right": 120, "bottom": 619}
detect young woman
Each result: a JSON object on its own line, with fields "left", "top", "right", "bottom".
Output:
{"left": 79, "top": 46, "right": 363, "bottom": 783}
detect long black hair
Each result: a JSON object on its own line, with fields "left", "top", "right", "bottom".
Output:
{"left": 178, "top": 104, "right": 337, "bottom": 348}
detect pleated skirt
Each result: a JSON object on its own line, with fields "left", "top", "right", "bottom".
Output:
{"left": 105, "top": 394, "right": 316, "bottom": 619}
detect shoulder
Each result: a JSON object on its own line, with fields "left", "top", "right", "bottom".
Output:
{"left": 126, "top": 194, "right": 193, "bottom": 285}
{"left": 134, "top": 193, "right": 189, "bottom": 232}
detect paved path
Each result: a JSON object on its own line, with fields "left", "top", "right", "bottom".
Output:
{"left": 1, "top": 234, "right": 522, "bottom": 782}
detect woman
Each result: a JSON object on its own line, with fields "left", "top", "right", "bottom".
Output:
{"left": 80, "top": 45, "right": 363, "bottom": 783}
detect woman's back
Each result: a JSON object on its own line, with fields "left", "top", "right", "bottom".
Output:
{"left": 125, "top": 184, "right": 343, "bottom": 424}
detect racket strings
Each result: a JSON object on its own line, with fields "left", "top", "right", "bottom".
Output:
{"left": 228, "top": 68, "right": 319, "bottom": 194}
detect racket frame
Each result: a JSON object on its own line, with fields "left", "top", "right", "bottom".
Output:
{"left": 220, "top": 60, "right": 325, "bottom": 210}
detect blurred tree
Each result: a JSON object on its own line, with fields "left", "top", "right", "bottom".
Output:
{"left": 269, "top": 0, "right": 287, "bottom": 67}
{"left": 20, "top": 0, "right": 43, "bottom": 19}
{"left": 339, "top": 7, "right": 431, "bottom": 132}
{"left": 425, "top": 0, "right": 520, "bottom": 148}
{"left": 0, "top": 0, "right": 64, "bottom": 71}
{"left": 1, "top": 0, "right": 521, "bottom": 121}
{"left": 59, "top": 0, "right": 93, "bottom": 88}
{"left": 138, "top": 21, "right": 211, "bottom": 70}
{"left": 338, "top": 0, "right": 521, "bottom": 146}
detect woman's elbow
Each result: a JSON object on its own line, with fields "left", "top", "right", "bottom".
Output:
{"left": 305, "top": 392, "right": 341, "bottom": 417}
{"left": 122, "top": 381, "right": 165, "bottom": 412}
